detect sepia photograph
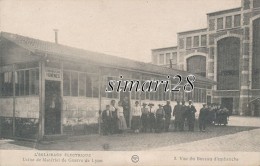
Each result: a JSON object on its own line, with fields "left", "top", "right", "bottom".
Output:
{"left": 0, "top": 0, "right": 260, "bottom": 165}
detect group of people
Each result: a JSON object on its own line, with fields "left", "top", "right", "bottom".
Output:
{"left": 101, "top": 99, "right": 230, "bottom": 135}
{"left": 101, "top": 100, "right": 128, "bottom": 135}
{"left": 205, "top": 103, "right": 230, "bottom": 126}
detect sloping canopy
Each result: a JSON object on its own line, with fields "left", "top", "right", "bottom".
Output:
{"left": 0, "top": 32, "right": 216, "bottom": 85}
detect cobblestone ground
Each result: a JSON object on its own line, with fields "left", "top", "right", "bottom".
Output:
{"left": 0, "top": 116, "right": 259, "bottom": 151}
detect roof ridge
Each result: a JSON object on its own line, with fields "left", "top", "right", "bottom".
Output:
{"left": 1, "top": 31, "right": 154, "bottom": 65}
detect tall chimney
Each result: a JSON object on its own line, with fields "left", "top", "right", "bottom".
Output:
{"left": 53, "top": 29, "right": 58, "bottom": 44}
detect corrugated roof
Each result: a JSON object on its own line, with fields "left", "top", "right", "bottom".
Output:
{"left": 0, "top": 32, "right": 215, "bottom": 85}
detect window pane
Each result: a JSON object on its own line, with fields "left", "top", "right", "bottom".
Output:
{"left": 15, "top": 71, "right": 19, "bottom": 96}
{"left": 92, "top": 76, "right": 99, "bottom": 98}
{"left": 186, "top": 37, "right": 192, "bottom": 49}
{"left": 201, "top": 35, "right": 207, "bottom": 46}
{"left": 179, "top": 38, "right": 184, "bottom": 49}
{"left": 209, "top": 19, "right": 215, "bottom": 31}
{"left": 217, "top": 18, "right": 224, "bottom": 30}
{"left": 172, "top": 53, "right": 177, "bottom": 64}
{"left": 86, "top": 74, "right": 93, "bottom": 97}
{"left": 19, "top": 71, "right": 25, "bottom": 96}
{"left": 79, "top": 73, "right": 86, "bottom": 96}
{"left": 29, "top": 69, "right": 36, "bottom": 95}
{"left": 234, "top": 15, "right": 241, "bottom": 27}
{"left": 71, "top": 72, "right": 78, "bottom": 96}
{"left": 63, "top": 71, "right": 70, "bottom": 96}
{"left": 159, "top": 54, "right": 164, "bottom": 64}
{"left": 253, "top": 0, "right": 260, "bottom": 8}
{"left": 225, "top": 16, "right": 232, "bottom": 28}
{"left": 166, "top": 53, "right": 171, "bottom": 64}
{"left": 25, "top": 70, "right": 29, "bottom": 95}
{"left": 193, "top": 36, "right": 199, "bottom": 47}
{"left": 35, "top": 69, "right": 39, "bottom": 95}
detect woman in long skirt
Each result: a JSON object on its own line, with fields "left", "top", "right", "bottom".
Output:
{"left": 131, "top": 101, "right": 142, "bottom": 133}
{"left": 117, "top": 101, "right": 127, "bottom": 132}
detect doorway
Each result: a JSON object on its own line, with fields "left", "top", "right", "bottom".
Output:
{"left": 221, "top": 98, "right": 233, "bottom": 115}
{"left": 44, "top": 80, "right": 61, "bottom": 135}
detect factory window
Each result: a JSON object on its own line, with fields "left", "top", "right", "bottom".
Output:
{"left": 104, "top": 76, "right": 118, "bottom": 99}
{"left": 217, "top": 18, "right": 224, "bottom": 30}
{"left": 186, "top": 37, "right": 192, "bottom": 49}
{"left": 252, "top": 18, "right": 260, "bottom": 89}
{"left": 166, "top": 53, "right": 171, "bottom": 64}
{"left": 253, "top": 0, "right": 260, "bottom": 8}
{"left": 14, "top": 69, "right": 39, "bottom": 96}
{"left": 29, "top": 69, "right": 39, "bottom": 95}
{"left": 63, "top": 70, "right": 99, "bottom": 98}
{"left": 0, "top": 72, "right": 13, "bottom": 96}
{"left": 217, "top": 37, "right": 240, "bottom": 90}
{"left": 193, "top": 36, "right": 199, "bottom": 47}
{"left": 92, "top": 76, "right": 99, "bottom": 98}
{"left": 225, "top": 16, "right": 232, "bottom": 29}
{"left": 234, "top": 14, "right": 241, "bottom": 27}
{"left": 171, "top": 52, "right": 177, "bottom": 64}
{"left": 201, "top": 35, "right": 207, "bottom": 46}
{"left": 79, "top": 73, "right": 86, "bottom": 96}
{"left": 86, "top": 74, "right": 99, "bottom": 98}
{"left": 63, "top": 71, "right": 70, "bottom": 96}
{"left": 71, "top": 71, "right": 78, "bottom": 96}
{"left": 159, "top": 54, "right": 164, "bottom": 64}
{"left": 187, "top": 55, "right": 206, "bottom": 77}
{"left": 179, "top": 38, "right": 185, "bottom": 49}
{"left": 209, "top": 19, "right": 215, "bottom": 31}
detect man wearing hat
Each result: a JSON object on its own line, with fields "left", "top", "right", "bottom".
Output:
{"left": 156, "top": 104, "right": 165, "bottom": 133}
{"left": 102, "top": 105, "right": 112, "bottom": 135}
{"left": 148, "top": 103, "right": 156, "bottom": 132}
{"left": 181, "top": 100, "right": 187, "bottom": 130}
{"left": 163, "top": 100, "right": 172, "bottom": 132}
{"left": 199, "top": 104, "right": 209, "bottom": 132}
{"left": 173, "top": 100, "right": 184, "bottom": 131}
{"left": 186, "top": 100, "right": 197, "bottom": 131}
{"left": 141, "top": 103, "right": 149, "bottom": 132}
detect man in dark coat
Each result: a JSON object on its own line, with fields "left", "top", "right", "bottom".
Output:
{"left": 141, "top": 103, "right": 149, "bottom": 132}
{"left": 102, "top": 105, "right": 112, "bottom": 135}
{"left": 156, "top": 104, "right": 165, "bottom": 133}
{"left": 173, "top": 101, "right": 184, "bottom": 131}
{"left": 186, "top": 100, "right": 197, "bottom": 132}
{"left": 199, "top": 104, "right": 208, "bottom": 132}
{"left": 181, "top": 100, "right": 187, "bottom": 130}
{"left": 122, "top": 96, "right": 130, "bottom": 128}
{"left": 163, "top": 101, "right": 172, "bottom": 132}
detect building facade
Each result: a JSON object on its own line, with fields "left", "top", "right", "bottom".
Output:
{"left": 0, "top": 32, "right": 214, "bottom": 139}
{"left": 151, "top": 0, "right": 260, "bottom": 116}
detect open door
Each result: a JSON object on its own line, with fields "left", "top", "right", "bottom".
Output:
{"left": 44, "top": 80, "right": 61, "bottom": 135}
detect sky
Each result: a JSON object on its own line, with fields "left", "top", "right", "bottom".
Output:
{"left": 0, "top": 0, "right": 241, "bottom": 62}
